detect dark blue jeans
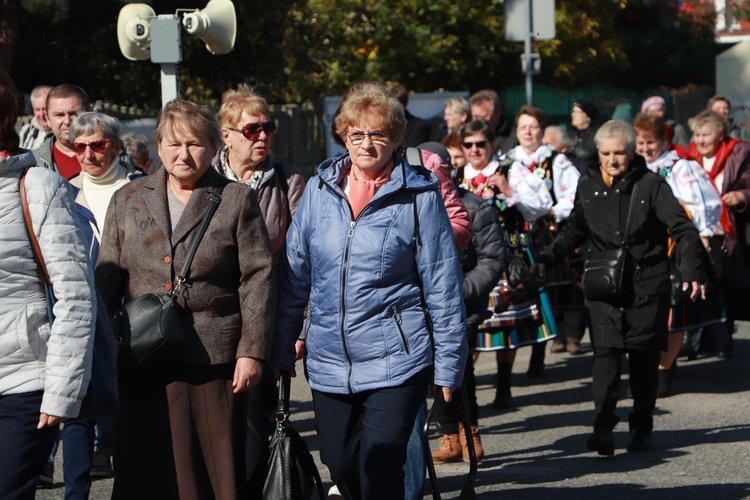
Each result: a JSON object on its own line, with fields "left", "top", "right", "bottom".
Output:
{"left": 0, "top": 391, "right": 58, "bottom": 500}
{"left": 47, "top": 419, "right": 96, "bottom": 499}
{"left": 312, "top": 368, "right": 430, "bottom": 500}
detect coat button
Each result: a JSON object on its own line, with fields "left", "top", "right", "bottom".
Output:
{"left": 603, "top": 191, "right": 608, "bottom": 196}
{"left": 615, "top": 188, "right": 620, "bottom": 193}
{"left": 164, "top": 256, "right": 172, "bottom": 264}
{"left": 165, "top": 283, "right": 172, "bottom": 292}
{"left": 594, "top": 191, "right": 599, "bottom": 196}
{"left": 209, "top": 299, "right": 218, "bottom": 308}
{"left": 615, "top": 230, "right": 621, "bottom": 236}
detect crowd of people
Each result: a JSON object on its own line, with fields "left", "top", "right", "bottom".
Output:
{"left": 1, "top": 69, "right": 749, "bottom": 500}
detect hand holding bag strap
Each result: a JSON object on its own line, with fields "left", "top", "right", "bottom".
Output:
{"left": 173, "top": 188, "right": 223, "bottom": 294}
{"left": 19, "top": 167, "right": 51, "bottom": 286}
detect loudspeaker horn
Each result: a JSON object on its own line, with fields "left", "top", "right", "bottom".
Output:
{"left": 117, "top": 3, "right": 157, "bottom": 61}
{"left": 182, "top": 0, "right": 237, "bottom": 55}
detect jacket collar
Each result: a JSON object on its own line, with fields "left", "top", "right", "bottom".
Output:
{"left": 587, "top": 154, "right": 648, "bottom": 192}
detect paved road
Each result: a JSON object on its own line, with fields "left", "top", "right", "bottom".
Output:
{"left": 39, "top": 322, "right": 750, "bottom": 499}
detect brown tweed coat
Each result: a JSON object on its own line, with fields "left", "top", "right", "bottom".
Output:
{"left": 95, "top": 166, "right": 275, "bottom": 365}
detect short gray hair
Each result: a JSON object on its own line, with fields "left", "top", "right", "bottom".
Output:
{"left": 444, "top": 97, "right": 470, "bottom": 117}
{"left": 69, "top": 112, "right": 121, "bottom": 143}
{"left": 594, "top": 120, "right": 636, "bottom": 160}
{"left": 122, "top": 132, "right": 149, "bottom": 163}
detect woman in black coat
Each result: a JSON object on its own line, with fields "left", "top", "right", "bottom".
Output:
{"left": 536, "top": 120, "right": 706, "bottom": 455}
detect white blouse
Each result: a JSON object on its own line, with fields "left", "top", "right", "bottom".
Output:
{"left": 462, "top": 153, "right": 554, "bottom": 222}
{"left": 504, "top": 144, "right": 580, "bottom": 222}
{"left": 647, "top": 150, "right": 722, "bottom": 237}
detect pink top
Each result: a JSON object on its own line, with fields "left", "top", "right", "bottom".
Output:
{"left": 420, "top": 149, "right": 472, "bottom": 250}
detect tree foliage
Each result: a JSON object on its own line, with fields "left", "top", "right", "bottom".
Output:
{"left": 4, "top": 0, "right": 719, "bottom": 108}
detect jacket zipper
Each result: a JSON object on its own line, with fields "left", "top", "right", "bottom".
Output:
{"left": 391, "top": 305, "right": 411, "bottom": 354}
{"left": 322, "top": 175, "right": 358, "bottom": 394}
{"left": 319, "top": 172, "right": 403, "bottom": 393}
{"left": 340, "top": 220, "right": 356, "bottom": 392}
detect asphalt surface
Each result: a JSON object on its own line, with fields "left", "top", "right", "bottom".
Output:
{"left": 38, "top": 322, "right": 750, "bottom": 499}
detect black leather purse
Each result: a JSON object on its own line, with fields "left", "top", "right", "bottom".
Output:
{"left": 582, "top": 182, "right": 639, "bottom": 301}
{"left": 263, "top": 372, "right": 325, "bottom": 500}
{"left": 112, "top": 190, "right": 223, "bottom": 378}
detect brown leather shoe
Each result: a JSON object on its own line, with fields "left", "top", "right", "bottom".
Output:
{"left": 432, "top": 433, "right": 462, "bottom": 464}
{"left": 567, "top": 342, "right": 582, "bottom": 355}
{"left": 550, "top": 342, "right": 566, "bottom": 353}
{"left": 458, "top": 422, "right": 484, "bottom": 463}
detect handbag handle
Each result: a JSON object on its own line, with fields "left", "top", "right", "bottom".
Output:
{"left": 276, "top": 371, "right": 291, "bottom": 422}
{"left": 19, "top": 167, "right": 51, "bottom": 286}
{"left": 173, "top": 189, "right": 223, "bottom": 294}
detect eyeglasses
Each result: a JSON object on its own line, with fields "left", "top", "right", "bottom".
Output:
{"left": 228, "top": 121, "right": 277, "bottom": 140}
{"left": 72, "top": 140, "right": 111, "bottom": 155}
{"left": 346, "top": 130, "right": 390, "bottom": 145}
{"left": 462, "top": 140, "right": 488, "bottom": 149}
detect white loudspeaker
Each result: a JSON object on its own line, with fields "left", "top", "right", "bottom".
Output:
{"left": 117, "top": 3, "right": 157, "bottom": 61}
{"left": 182, "top": 0, "right": 237, "bottom": 55}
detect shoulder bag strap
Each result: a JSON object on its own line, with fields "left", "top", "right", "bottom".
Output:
{"left": 19, "top": 167, "right": 51, "bottom": 286}
{"left": 174, "top": 187, "right": 224, "bottom": 294}
{"left": 621, "top": 181, "right": 640, "bottom": 249}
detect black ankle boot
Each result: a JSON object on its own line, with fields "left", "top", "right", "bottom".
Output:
{"left": 586, "top": 428, "right": 614, "bottom": 456}
{"left": 626, "top": 413, "right": 653, "bottom": 452}
{"left": 493, "top": 362, "right": 513, "bottom": 409}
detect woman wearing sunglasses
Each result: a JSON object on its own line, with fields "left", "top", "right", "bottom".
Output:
{"left": 454, "top": 118, "right": 555, "bottom": 410}
{"left": 68, "top": 113, "right": 145, "bottom": 239}
{"left": 213, "top": 84, "right": 304, "bottom": 256}
{"left": 271, "top": 81, "right": 467, "bottom": 499}
{"left": 38, "top": 113, "right": 145, "bottom": 499}
{"left": 213, "top": 85, "right": 305, "bottom": 494}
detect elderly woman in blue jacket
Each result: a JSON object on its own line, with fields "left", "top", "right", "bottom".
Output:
{"left": 272, "top": 81, "right": 468, "bottom": 499}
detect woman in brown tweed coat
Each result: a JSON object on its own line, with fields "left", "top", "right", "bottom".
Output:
{"left": 95, "top": 100, "right": 274, "bottom": 500}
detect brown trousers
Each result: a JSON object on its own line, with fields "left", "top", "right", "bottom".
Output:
{"left": 112, "top": 363, "right": 247, "bottom": 500}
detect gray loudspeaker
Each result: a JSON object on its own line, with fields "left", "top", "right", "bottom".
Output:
{"left": 182, "top": 0, "right": 237, "bottom": 55}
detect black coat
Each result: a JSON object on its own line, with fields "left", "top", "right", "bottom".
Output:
{"left": 539, "top": 157, "right": 704, "bottom": 350}
{"left": 569, "top": 125, "right": 598, "bottom": 175}
{"left": 458, "top": 190, "right": 506, "bottom": 329}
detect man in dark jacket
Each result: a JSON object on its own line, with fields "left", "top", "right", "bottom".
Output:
{"left": 470, "top": 89, "right": 518, "bottom": 156}
{"left": 536, "top": 120, "right": 705, "bottom": 456}
{"left": 431, "top": 188, "right": 506, "bottom": 465}
{"left": 568, "top": 99, "right": 599, "bottom": 175}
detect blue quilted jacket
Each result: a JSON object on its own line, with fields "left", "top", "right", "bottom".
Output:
{"left": 272, "top": 153, "right": 468, "bottom": 394}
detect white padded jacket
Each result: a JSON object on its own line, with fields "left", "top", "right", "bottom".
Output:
{"left": 0, "top": 151, "right": 96, "bottom": 418}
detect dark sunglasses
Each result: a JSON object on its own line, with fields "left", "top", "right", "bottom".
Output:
{"left": 72, "top": 140, "right": 111, "bottom": 155}
{"left": 228, "top": 121, "right": 277, "bottom": 140}
{"left": 462, "top": 140, "right": 487, "bottom": 149}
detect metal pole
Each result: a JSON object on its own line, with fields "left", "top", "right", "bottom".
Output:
{"left": 160, "top": 63, "right": 179, "bottom": 108}
{"left": 525, "top": 0, "right": 533, "bottom": 106}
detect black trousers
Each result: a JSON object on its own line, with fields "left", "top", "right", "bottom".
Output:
{"left": 591, "top": 348, "right": 660, "bottom": 431}
{"left": 312, "top": 368, "right": 430, "bottom": 500}
{"left": 0, "top": 391, "right": 58, "bottom": 500}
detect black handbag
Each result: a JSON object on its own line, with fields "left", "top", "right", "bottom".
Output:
{"left": 582, "top": 182, "right": 639, "bottom": 301}
{"left": 20, "top": 169, "right": 119, "bottom": 420}
{"left": 112, "top": 189, "right": 223, "bottom": 378}
{"left": 263, "top": 372, "right": 325, "bottom": 500}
